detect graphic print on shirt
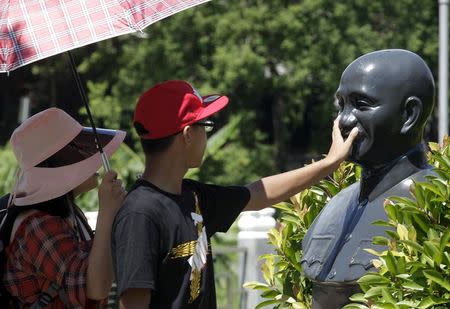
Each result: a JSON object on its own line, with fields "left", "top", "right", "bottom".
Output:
{"left": 169, "top": 192, "right": 208, "bottom": 303}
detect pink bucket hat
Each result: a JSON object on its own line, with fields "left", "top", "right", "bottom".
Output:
{"left": 10, "top": 107, "right": 126, "bottom": 206}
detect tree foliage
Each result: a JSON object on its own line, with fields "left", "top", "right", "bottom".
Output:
{"left": 77, "top": 0, "right": 438, "bottom": 171}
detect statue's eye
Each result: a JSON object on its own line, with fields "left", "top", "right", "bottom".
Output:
{"left": 348, "top": 93, "right": 376, "bottom": 110}
{"left": 354, "top": 99, "right": 373, "bottom": 110}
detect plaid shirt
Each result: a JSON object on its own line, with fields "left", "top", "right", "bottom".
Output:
{"left": 4, "top": 211, "right": 105, "bottom": 308}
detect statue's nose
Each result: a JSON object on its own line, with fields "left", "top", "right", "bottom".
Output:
{"left": 339, "top": 110, "right": 357, "bottom": 135}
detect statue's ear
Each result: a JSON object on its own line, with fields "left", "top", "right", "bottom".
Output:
{"left": 401, "top": 96, "right": 422, "bottom": 134}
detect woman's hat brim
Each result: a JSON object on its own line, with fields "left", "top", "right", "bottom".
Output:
{"left": 14, "top": 129, "right": 126, "bottom": 206}
{"left": 37, "top": 127, "right": 120, "bottom": 167}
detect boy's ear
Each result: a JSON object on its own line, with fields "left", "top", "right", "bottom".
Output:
{"left": 182, "top": 125, "right": 193, "bottom": 145}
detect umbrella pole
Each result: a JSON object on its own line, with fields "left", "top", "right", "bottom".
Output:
{"left": 67, "top": 51, "right": 111, "bottom": 171}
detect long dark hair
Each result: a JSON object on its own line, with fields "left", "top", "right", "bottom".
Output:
{"left": 11, "top": 193, "right": 73, "bottom": 218}
{"left": 6, "top": 134, "right": 97, "bottom": 239}
{"left": 1, "top": 193, "right": 73, "bottom": 253}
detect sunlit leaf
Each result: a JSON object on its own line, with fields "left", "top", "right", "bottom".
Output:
{"left": 423, "top": 270, "right": 450, "bottom": 291}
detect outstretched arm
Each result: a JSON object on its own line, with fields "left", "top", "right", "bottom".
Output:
{"left": 244, "top": 118, "right": 358, "bottom": 211}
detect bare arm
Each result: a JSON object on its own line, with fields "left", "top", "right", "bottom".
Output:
{"left": 120, "top": 289, "right": 152, "bottom": 309}
{"left": 244, "top": 118, "right": 358, "bottom": 211}
{"left": 86, "top": 171, "right": 126, "bottom": 300}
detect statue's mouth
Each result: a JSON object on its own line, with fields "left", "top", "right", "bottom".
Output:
{"left": 341, "top": 128, "right": 350, "bottom": 139}
{"left": 342, "top": 125, "right": 364, "bottom": 139}
{"left": 342, "top": 128, "right": 361, "bottom": 140}
{"left": 342, "top": 129, "right": 365, "bottom": 160}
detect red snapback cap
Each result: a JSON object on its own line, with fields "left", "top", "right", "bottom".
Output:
{"left": 134, "top": 80, "right": 229, "bottom": 139}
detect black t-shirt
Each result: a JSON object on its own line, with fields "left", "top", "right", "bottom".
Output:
{"left": 112, "top": 178, "right": 251, "bottom": 309}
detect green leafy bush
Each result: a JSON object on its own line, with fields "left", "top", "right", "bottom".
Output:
{"left": 344, "top": 140, "right": 450, "bottom": 309}
{"left": 246, "top": 140, "right": 450, "bottom": 309}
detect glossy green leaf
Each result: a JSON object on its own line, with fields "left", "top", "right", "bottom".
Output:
{"left": 423, "top": 270, "right": 450, "bottom": 291}
{"left": 372, "top": 236, "right": 390, "bottom": 246}
{"left": 358, "top": 274, "right": 391, "bottom": 285}
{"left": 349, "top": 293, "right": 366, "bottom": 302}
{"left": 401, "top": 280, "right": 424, "bottom": 291}
{"left": 255, "top": 299, "right": 282, "bottom": 309}
{"left": 384, "top": 251, "right": 398, "bottom": 275}
{"left": 423, "top": 241, "right": 441, "bottom": 264}
{"left": 381, "top": 287, "right": 396, "bottom": 303}
{"left": 363, "top": 286, "right": 383, "bottom": 298}
{"left": 439, "top": 229, "right": 450, "bottom": 252}
{"left": 384, "top": 203, "right": 398, "bottom": 221}
{"left": 372, "top": 220, "right": 395, "bottom": 227}
{"left": 243, "top": 281, "right": 270, "bottom": 290}
{"left": 418, "top": 296, "right": 450, "bottom": 308}
{"left": 273, "top": 202, "right": 295, "bottom": 212}
{"left": 396, "top": 300, "right": 420, "bottom": 307}
{"left": 342, "top": 305, "right": 369, "bottom": 309}
{"left": 399, "top": 239, "right": 423, "bottom": 252}
{"left": 371, "top": 303, "right": 398, "bottom": 309}
{"left": 412, "top": 213, "right": 430, "bottom": 234}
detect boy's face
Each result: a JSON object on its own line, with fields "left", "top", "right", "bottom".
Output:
{"left": 187, "top": 124, "right": 208, "bottom": 168}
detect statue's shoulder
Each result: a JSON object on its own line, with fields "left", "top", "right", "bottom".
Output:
{"left": 334, "top": 181, "right": 360, "bottom": 195}
{"left": 323, "top": 182, "right": 360, "bottom": 210}
{"left": 308, "top": 182, "right": 360, "bottom": 227}
{"left": 389, "top": 167, "right": 435, "bottom": 196}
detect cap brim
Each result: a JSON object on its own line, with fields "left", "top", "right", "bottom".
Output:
{"left": 14, "top": 129, "right": 126, "bottom": 206}
{"left": 196, "top": 95, "right": 229, "bottom": 121}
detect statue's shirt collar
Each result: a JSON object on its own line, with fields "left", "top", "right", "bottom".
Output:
{"left": 362, "top": 144, "right": 431, "bottom": 202}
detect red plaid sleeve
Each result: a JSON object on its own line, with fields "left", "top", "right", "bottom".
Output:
{"left": 4, "top": 211, "right": 104, "bottom": 308}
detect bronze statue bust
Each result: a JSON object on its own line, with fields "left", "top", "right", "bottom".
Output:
{"left": 301, "top": 49, "right": 435, "bottom": 308}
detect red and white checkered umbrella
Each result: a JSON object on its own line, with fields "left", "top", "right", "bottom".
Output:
{"left": 0, "top": 0, "right": 209, "bottom": 72}
{"left": 0, "top": 0, "right": 209, "bottom": 170}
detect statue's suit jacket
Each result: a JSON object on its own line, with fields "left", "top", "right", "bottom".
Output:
{"left": 302, "top": 156, "right": 434, "bottom": 309}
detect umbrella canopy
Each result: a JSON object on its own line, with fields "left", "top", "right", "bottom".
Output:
{"left": 0, "top": 0, "right": 210, "bottom": 72}
{"left": 0, "top": 0, "right": 210, "bottom": 170}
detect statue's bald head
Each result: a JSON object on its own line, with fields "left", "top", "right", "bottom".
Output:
{"left": 342, "top": 49, "right": 435, "bottom": 127}
{"left": 336, "top": 49, "right": 435, "bottom": 167}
